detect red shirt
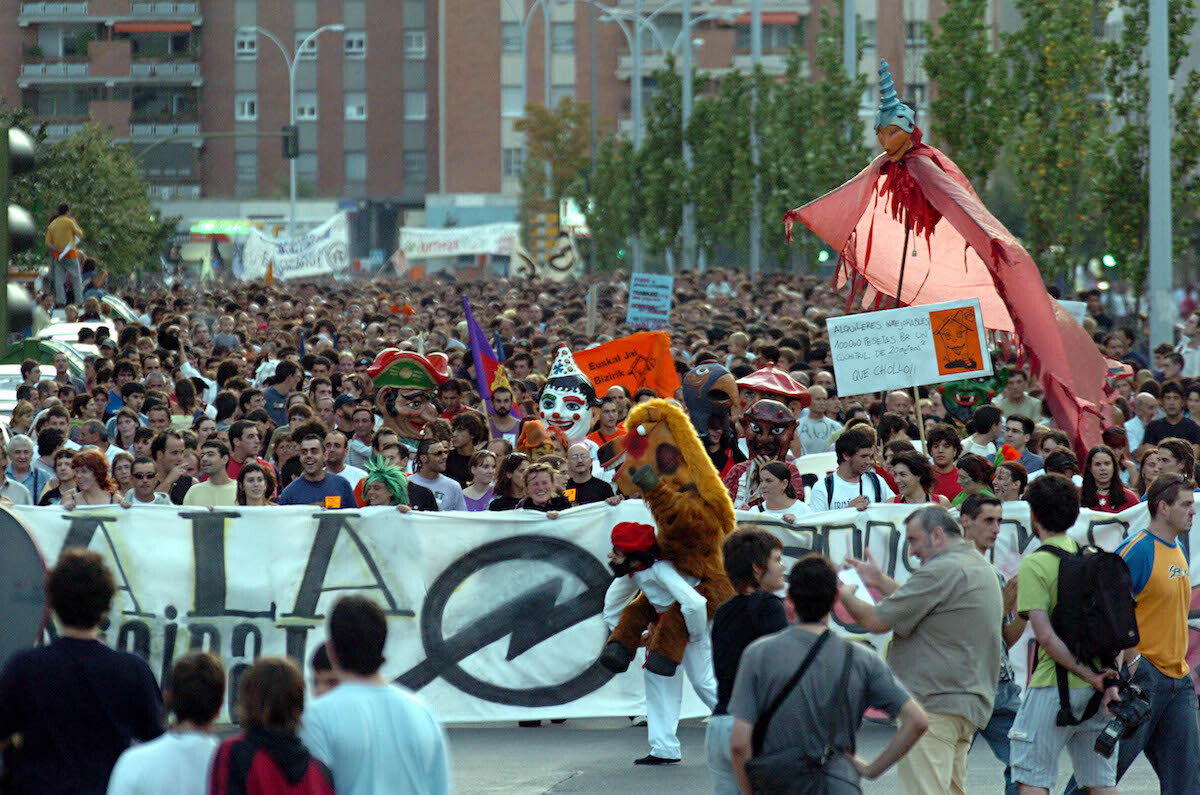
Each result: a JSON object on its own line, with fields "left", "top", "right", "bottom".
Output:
{"left": 1090, "top": 487, "right": 1139, "bottom": 513}
{"left": 932, "top": 467, "right": 962, "bottom": 501}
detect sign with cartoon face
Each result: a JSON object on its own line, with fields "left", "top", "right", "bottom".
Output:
{"left": 539, "top": 347, "right": 599, "bottom": 444}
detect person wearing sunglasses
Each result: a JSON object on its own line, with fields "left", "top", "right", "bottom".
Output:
{"left": 121, "top": 456, "right": 172, "bottom": 506}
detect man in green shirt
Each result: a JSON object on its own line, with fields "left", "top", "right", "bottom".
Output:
{"left": 1009, "top": 473, "right": 1121, "bottom": 795}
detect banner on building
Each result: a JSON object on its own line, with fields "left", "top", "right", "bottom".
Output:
{"left": 241, "top": 213, "right": 351, "bottom": 281}
{"left": 573, "top": 332, "right": 681, "bottom": 399}
{"left": 398, "top": 223, "right": 519, "bottom": 260}
{"left": 4, "top": 499, "right": 1198, "bottom": 724}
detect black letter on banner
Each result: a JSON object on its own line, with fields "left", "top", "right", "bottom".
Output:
{"left": 117, "top": 620, "right": 151, "bottom": 662}
{"left": 282, "top": 512, "right": 412, "bottom": 619}
{"left": 159, "top": 605, "right": 180, "bottom": 684}
{"left": 183, "top": 511, "right": 276, "bottom": 619}
{"left": 60, "top": 513, "right": 152, "bottom": 617}
{"left": 228, "top": 624, "right": 263, "bottom": 718}
{"left": 187, "top": 623, "right": 221, "bottom": 654}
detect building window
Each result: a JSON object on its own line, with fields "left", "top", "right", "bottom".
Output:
{"left": 905, "top": 21, "right": 927, "bottom": 46}
{"left": 908, "top": 83, "right": 928, "bottom": 107}
{"left": 502, "top": 147, "right": 523, "bottom": 178}
{"left": 235, "top": 93, "right": 258, "bottom": 121}
{"left": 403, "top": 91, "right": 426, "bottom": 120}
{"left": 344, "top": 31, "right": 367, "bottom": 58}
{"left": 344, "top": 91, "right": 367, "bottom": 120}
{"left": 404, "top": 30, "right": 426, "bottom": 59}
{"left": 235, "top": 152, "right": 257, "bottom": 183}
{"left": 345, "top": 152, "right": 367, "bottom": 182}
{"left": 501, "top": 86, "right": 524, "bottom": 117}
{"left": 403, "top": 151, "right": 426, "bottom": 184}
{"left": 550, "top": 85, "right": 573, "bottom": 108}
{"left": 235, "top": 31, "right": 258, "bottom": 59}
{"left": 552, "top": 22, "right": 574, "bottom": 53}
{"left": 296, "top": 91, "right": 318, "bottom": 120}
{"left": 501, "top": 22, "right": 522, "bottom": 53}
{"left": 735, "top": 22, "right": 803, "bottom": 51}
{"left": 295, "top": 32, "right": 319, "bottom": 60}
{"left": 296, "top": 153, "right": 317, "bottom": 180}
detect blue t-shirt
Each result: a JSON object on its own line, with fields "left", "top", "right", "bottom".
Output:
{"left": 278, "top": 472, "right": 356, "bottom": 507}
{"left": 299, "top": 681, "right": 450, "bottom": 795}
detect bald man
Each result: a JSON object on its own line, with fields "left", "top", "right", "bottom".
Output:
{"left": 796, "top": 386, "right": 843, "bottom": 455}
{"left": 885, "top": 391, "right": 922, "bottom": 441}
{"left": 1125, "top": 392, "right": 1160, "bottom": 452}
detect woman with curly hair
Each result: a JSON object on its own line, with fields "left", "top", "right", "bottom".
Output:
{"left": 1080, "top": 444, "right": 1139, "bottom": 513}
{"left": 64, "top": 449, "right": 119, "bottom": 507}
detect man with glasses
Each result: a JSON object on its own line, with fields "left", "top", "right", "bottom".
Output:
{"left": 407, "top": 440, "right": 466, "bottom": 512}
{"left": 123, "top": 456, "right": 171, "bottom": 505}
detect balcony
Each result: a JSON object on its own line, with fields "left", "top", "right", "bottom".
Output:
{"left": 19, "top": 61, "right": 91, "bottom": 85}
{"left": 130, "top": 121, "right": 199, "bottom": 138}
{"left": 130, "top": 1, "right": 198, "bottom": 14}
{"left": 41, "top": 122, "right": 86, "bottom": 140}
{"left": 19, "top": 2, "right": 90, "bottom": 22}
{"left": 130, "top": 61, "right": 201, "bottom": 84}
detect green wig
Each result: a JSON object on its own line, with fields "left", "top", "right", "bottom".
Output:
{"left": 363, "top": 456, "right": 410, "bottom": 506}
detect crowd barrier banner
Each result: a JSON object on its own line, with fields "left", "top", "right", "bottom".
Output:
{"left": 3, "top": 498, "right": 1197, "bottom": 723}
{"left": 241, "top": 213, "right": 350, "bottom": 281}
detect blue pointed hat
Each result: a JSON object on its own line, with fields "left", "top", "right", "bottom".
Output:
{"left": 875, "top": 60, "right": 915, "bottom": 132}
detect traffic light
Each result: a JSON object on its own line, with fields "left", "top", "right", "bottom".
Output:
{"left": 281, "top": 124, "right": 299, "bottom": 159}
{"left": 0, "top": 127, "right": 36, "bottom": 345}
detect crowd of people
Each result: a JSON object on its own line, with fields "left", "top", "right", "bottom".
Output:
{"left": 1, "top": 265, "right": 1199, "bottom": 793}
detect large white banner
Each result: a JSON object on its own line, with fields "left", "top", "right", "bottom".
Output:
{"left": 241, "top": 213, "right": 350, "bottom": 281}
{"left": 398, "top": 223, "right": 519, "bottom": 259}
{"left": 3, "top": 499, "right": 1198, "bottom": 724}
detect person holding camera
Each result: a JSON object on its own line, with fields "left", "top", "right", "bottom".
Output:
{"left": 1063, "top": 474, "right": 1200, "bottom": 794}
{"left": 1008, "top": 474, "right": 1123, "bottom": 795}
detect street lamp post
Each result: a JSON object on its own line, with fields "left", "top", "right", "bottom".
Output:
{"left": 238, "top": 23, "right": 344, "bottom": 240}
{"left": 749, "top": 0, "right": 761, "bottom": 280}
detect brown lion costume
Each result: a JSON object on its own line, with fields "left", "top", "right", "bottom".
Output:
{"left": 598, "top": 399, "right": 736, "bottom": 676}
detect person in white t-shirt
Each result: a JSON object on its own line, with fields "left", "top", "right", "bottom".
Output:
{"left": 961, "top": 405, "right": 1002, "bottom": 458}
{"left": 106, "top": 652, "right": 224, "bottom": 795}
{"left": 795, "top": 385, "right": 842, "bottom": 455}
{"left": 753, "top": 461, "right": 812, "bottom": 524}
{"left": 809, "top": 426, "right": 894, "bottom": 512}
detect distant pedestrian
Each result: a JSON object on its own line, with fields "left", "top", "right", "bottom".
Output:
{"left": 45, "top": 203, "right": 84, "bottom": 307}
{"left": 106, "top": 652, "right": 224, "bottom": 795}
{"left": 209, "top": 657, "right": 334, "bottom": 795}
{"left": 300, "top": 596, "right": 451, "bottom": 795}
{"left": 0, "top": 548, "right": 163, "bottom": 794}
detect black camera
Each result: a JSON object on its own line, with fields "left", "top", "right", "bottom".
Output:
{"left": 1094, "top": 681, "right": 1151, "bottom": 758}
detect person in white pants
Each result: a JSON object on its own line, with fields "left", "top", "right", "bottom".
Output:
{"left": 603, "top": 521, "right": 717, "bottom": 766}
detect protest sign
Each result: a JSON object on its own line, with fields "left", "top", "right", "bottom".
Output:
{"left": 1057, "top": 299, "right": 1088, "bottom": 325}
{"left": 241, "top": 213, "right": 350, "bottom": 281}
{"left": 573, "top": 332, "right": 681, "bottom": 398}
{"left": 625, "top": 274, "right": 674, "bottom": 330}
{"left": 398, "top": 223, "right": 519, "bottom": 259}
{"left": 827, "top": 298, "right": 992, "bottom": 395}
{"left": 5, "top": 498, "right": 1200, "bottom": 722}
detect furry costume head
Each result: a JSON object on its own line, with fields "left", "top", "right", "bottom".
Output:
{"left": 600, "top": 398, "right": 735, "bottom": 531}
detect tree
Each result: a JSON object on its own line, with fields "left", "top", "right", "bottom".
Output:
{"left": 1097, "top": 0, "right": 1200, "bottom": 290}
{"left": 582, "top": 133, "right": 639, "bottom": 269}
{"left": 688, "top": 68, "right": 755, "bottom": 264}
{"left": 515, "top": 98, "right": 592, "bottom": 239}
{"left": 1003, "top": 0, "right": 1111, "bottom": 276}
{"left": 638, "top": 62, "right": 689, "bottom": 260}
{"left": 9, "top": 123, "right": 176, "bottom": 275}
{"left": 923, "top": 0, "right": 1009, "bottom": 187}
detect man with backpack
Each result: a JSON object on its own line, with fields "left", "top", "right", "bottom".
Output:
{"left": 808, "top": 426, "right": 893, "bottom": 512}
{"left": 839, "top": 506, "right": 1003, "bottom": 794}
{"left": 1063, "top": 474, "right": 1200, "bottom": 794}
{"left": 1009, "top": 473, "right": 1127, "bottom": 795}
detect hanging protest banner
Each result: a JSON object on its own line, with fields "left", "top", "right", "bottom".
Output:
{"left": 626, "top": 274, "right": 674, "bottom": 330}
{"left": 240, "top": 213, "right": 350, "bottom": 281}
{"left": 827, "top": 298, "right": 992, "bottom": 395}
{"left": 398, "top": 223, "right": 519, "bottom": 259}
{"left": 573, "top": 331, "right": 681, "bottom": 398}
{"left": 7, "top": 498, "right": 1198, "bottom": 723}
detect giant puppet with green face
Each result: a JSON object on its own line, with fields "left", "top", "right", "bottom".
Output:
{"left": 366, "top": 349, "right": 450, "bottom": 447}
{"left": 539, "top": 347, "right": 600, "bottom": 445}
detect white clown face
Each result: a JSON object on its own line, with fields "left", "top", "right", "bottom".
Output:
{"left": 539, "top": 382, "right": 592, "bottom": 443}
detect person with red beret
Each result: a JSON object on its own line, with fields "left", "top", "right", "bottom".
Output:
{"left": 602, "top": 521, "right": 717, "bottom": 767}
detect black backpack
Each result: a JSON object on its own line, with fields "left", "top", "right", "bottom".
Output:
{"left": 824, "top": 470, "right": 881, "bottom": 505}
{"left": 1034, "top": 543, "right": 1140, "bottom": 726}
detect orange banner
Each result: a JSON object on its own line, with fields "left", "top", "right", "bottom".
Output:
{"left": 573, "top": 332, "right": 680, "bottom": 399}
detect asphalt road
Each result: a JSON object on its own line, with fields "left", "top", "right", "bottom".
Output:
{"left": 447, "top": 717, "right": 1165, "bottom": 794}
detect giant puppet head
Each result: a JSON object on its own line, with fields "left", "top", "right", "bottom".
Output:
{"left": 744, "top": 399, "right": 797, "bottom": 461}
{"left": 736, "top": 366, "right": 811, "bottom": 416}
{"left": 366, "top": 349, "right": 450, "bottom": 440}
{"left": 938, "top": 368, "right": 1008, "bottom": 426}
{"left": 539, "top": 347, "right": 600, "bottom": 444}
{"left": 679, "top": 362, "right": 742, "bottom": 438}
{"left": 875, "top": 60, "right": 916, "bottom": 163}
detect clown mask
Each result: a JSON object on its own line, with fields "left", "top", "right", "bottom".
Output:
{"left": 539, "top": 347, "right": 599, "bottom": 444}
{"left": 744, "top": 399, "right": 797, "bottom": 461}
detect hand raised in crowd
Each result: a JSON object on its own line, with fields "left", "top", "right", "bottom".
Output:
{"left": 1001, "top": 577, "right": 1019, "bottom": 616}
